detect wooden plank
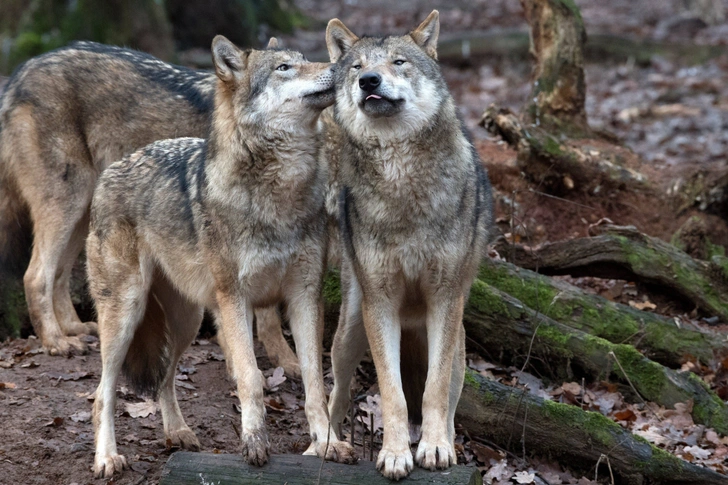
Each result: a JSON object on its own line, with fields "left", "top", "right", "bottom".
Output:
{"left": 160, "top": 452, "right": 483, "bottom": 485}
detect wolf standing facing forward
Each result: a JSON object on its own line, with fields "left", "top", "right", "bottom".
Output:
{"left": 87, "top": 36, "right": 355, "bottom": 477}
{"left": 324, "top": 11, "right": 494, "bottom": 480}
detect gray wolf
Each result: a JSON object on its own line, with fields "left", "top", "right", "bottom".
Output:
{"left": 86, "top": 36, "right": 355, "bottom": 478}
{"left": 323, "top": 11, "right": 494, "bottom": 480}
{"left": 0, "top": 41, "right": 301, "bottom": 376}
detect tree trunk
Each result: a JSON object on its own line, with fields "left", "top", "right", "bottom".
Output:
{"left": 457, "top": 372, "right": 728, "bottom": 485}
{"left": 520, "top": 0, "right": 588, "bottom": 136}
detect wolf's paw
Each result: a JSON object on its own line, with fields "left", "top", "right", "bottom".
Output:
{"left": 278, "top": 357, "right": 301, "bottom": 379}
{"left": 415, "top": 439, "right": 455, "bottom": 470}
{"left": 93, "top": 453, "right": 128, "bottom": 478}
{"left": 45, "top": 336, "right": 87, "bottom": 356}
{"left": 376, "top": 445, "right": 413, "bottom": 481}
{"left": 166, "top": 428, "right": 201, "bottom": 451}
{"left": 308, "top": 439, "right": 358, "bottom": 464}
{"left": 62, "top": 320, "right": 98, "bottom": 337}
{"left": 241, "top": 429, "right": 270, "bottom": 466}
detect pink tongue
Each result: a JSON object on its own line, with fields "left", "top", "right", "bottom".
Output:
{"left": 366, "top": 94, "right": 382, "bottom": 100}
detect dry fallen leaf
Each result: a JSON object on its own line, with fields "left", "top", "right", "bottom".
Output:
{"left": 70, "top": 411, "right": 91, "bottom": 423}
{"left": 0, "top": 382, "right": 17, "bottom": 390}
{"left": 124, "top": 400, "right": 158, "bottom": 418}
{"left": 266, "top": 367, "right": 286, "bottom": 390}
{"left": 484, "top": 459, "right": 513, "bottom": 482}
{"left": 514, "top": 470, "right": 535, "bottom": 483}
{"left": 629, "top": 300, "right": 657, "bottom": 311}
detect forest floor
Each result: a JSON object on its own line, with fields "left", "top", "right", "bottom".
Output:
{"left": 2, "top": 1, "right": 728, "bottom": 484}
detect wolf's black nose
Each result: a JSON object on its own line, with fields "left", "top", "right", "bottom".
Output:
{"left": 359, "top": 72, "right": 381, "bottom": 92}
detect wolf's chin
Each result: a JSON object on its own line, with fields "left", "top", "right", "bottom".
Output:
{"left": 360, "top": 98, "right": 404, "bottom": 118}
{"left": 303, "top": 87, "right": 336, "bottom": 109}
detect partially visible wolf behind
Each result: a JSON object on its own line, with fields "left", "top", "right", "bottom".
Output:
{"left": 0, "top": 41, "right": 301, "bottom": 376}
{"left": 322, "top": 12, "right": 494, "bottom": 480}
{"left": 87, "top": 36, "right": 356, "bottom": 478}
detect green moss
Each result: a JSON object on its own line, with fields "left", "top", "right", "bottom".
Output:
{"left": 463, "top": 370, "right": 480, "bottom": 389}
{"left": 468, "top": 280, "right": 511, "bottom": 318}
{"left": 535, "top": 325, "right": 571, "bottom": 347}
{"left": 322, "top": 269, "right": 341, "bottom": 306}
{"left": 618, "top": 235, "right": 728, "bottom": 320}
{"left": 541, "top": 399, "right": 617, "bottom": 447}
{"left": 478, "top": 264, "right": 559, "bottom": 316}
{"left": 610, "top": 344, "right": 666, "bottom": 400}
{"left": 686, "top": 372, "right": 728, "bottom": 434}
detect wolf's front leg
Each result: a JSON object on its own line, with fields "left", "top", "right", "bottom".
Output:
{"left": 415, "top": 290, "right": 465, "bottom": 471}
{"left": 216, "top": 292, "right": 269, "bottom": 466}
{"left": 285, "top": 267, "right": 356, "bottom": 464}
{"left": 361, "top": 288, "right": 413, "bottom": 480}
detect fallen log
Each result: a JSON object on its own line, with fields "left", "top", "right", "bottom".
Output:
{"left": 494, "top": 225, "right": 728, "bottom": 322}
{"left": 159, "top": 452, "right": 483, "bottom": 485}
{"left": 457, "top": 371, "right": 728, "bottom": 485}
{"left": 480, "top": 106, "right": 649, "bottom": 193}
{"left": 465, "top": 280, "right": 728, "bottom": 435}
{"left": 477, "top": 257, "right": 720, "bottom": 366}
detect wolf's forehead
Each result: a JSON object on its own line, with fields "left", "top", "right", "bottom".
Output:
{"left": 350, "top": 36, "right": 419, "bottom": 62}
{"left": 250, "top": 49, "right": 304, "bottom": 66}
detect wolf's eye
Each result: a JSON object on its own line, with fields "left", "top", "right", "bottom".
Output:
{"left": 276, "top": 64, "right": 290, "bottom": 71}
{"left": 393, "top": 60, "right": 406, "bottom": 66}
{"left": 352, "top": 64, "right": 362, "bottom": 70}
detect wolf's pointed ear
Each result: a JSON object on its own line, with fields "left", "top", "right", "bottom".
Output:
{"left": 326, "top": 19, "right": 358, "bottom": 63}
{"left": 410, "top": 10, "right": 439, "bottom": 59}
{"left": 212, "top": 35, "right": 248, "bottom": 83}
{"left": 266, "top": 37, "right": 279, "bottom": 49}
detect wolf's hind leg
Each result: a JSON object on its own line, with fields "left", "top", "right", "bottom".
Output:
{"left": 152, "top": 276, "right": 204, "bottom": 450}
{"left": 91, "top": 255, "right": 152, "bottom": 478}
{"left": 256, "top": 306, "right": 301, "bottom": 378}
{"left": 53, "top": 211, "right": 97, "bottom": 337}
{"left": 24, "top": 203, "right": 91, "bottom": 356}
{"left": 328, "top": 268, "right": 368, "bottom": 438}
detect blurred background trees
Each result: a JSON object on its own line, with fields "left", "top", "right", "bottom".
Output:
{"left": 0, "top": 0, "right": 303, "bottom": 75}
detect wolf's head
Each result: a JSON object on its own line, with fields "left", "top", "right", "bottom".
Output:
{"left": 326, "top": 11, "right": 446, "bottom": 141}
{"left": 211, "top": 36, "right": 335, "bottom": 131}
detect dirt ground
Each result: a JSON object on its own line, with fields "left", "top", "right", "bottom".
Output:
{"left": 3, "top": 0, "right": 728, "bottom": 484}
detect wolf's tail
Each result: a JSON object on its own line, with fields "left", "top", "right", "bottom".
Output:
{"left": 0, "top": 159, "right": 32, "bottom": 279}
{"left": 121, "top": 292, "right": 171, "bottom": 399}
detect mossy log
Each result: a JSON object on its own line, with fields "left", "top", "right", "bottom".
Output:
{"left": 464, "top": 280, "right": 728, "bottom": 435}
{"left": 480, "top": 106, "right": 648, "bottom": 193}
{"left": 478, "top": 257, "right": 720, "bottom": 366}
{"left": 494, "top": 225, "right": 728, "bottom": 322}
{"left": 160, "top": 452, "right": 483, "bottom": 485}
{"left": 457, "top": 371, "right": 727, "bottom": 485}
